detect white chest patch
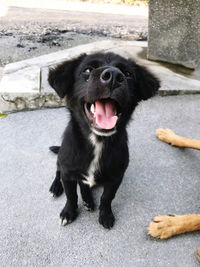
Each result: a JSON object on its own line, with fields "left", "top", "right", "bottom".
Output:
{"left": 83, "top": 134, "right": 103, "bottom": 187}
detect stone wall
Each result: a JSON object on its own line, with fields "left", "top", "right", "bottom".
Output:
{"left": 148, "top": 0, "right": 200, "bottom": 69}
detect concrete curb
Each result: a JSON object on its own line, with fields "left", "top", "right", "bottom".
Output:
{"left": 0, "top": 40, "right": 119, "bottom": 113}
{"left": 0, "top": 40, "right": 200, "bottom": 113}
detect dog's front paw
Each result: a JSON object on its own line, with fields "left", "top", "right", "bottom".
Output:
{"left": 60, "top": 207, "right": 77, "bottom": 226}
{"left": 49, "top": 178, "right": 63, "bottom": 197}
{"left": 156, "top": 128, "right": 177, "bottom": 146}
{"left": 148, "top": 215, "right": 178, "bottom": 239}
{"left": 99, "top": 210, "right": 115, "bottom": 229}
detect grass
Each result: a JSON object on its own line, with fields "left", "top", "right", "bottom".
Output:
{"left": 0, "top": 113, "right": 7, "bottom": 119}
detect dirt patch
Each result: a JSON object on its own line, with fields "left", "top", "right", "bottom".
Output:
{"left": 0, "top": 6, "right": 147, "bottom": 66}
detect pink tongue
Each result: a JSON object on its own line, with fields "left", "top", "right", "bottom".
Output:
{"left": 94, "top": 100, "right": 118, "bottom": 130}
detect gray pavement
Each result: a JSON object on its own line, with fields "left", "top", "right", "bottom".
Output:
{"left": 1, "top": 94, "right": 200, "bottom": 266}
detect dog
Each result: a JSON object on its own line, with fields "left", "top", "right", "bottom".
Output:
{"left": 148, "top": 128, "right": 200, "bottom": 239}
{"left": 48, "top": 52, "right": 159, "bottom": 229}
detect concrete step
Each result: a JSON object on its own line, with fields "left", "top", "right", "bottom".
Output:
{"left": 0, "top": 40, "right": 200, "bottom": 113}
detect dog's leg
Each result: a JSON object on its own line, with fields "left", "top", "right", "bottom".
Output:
{"left": 99, "top": 180, "right": 121, "bottom": 229}
{"left": 60, "top": 179, "right": 78, "bottom": 226}
{"left": 79, "top": 181, "right": 95, "bottom": 211}
{"left": 156, "top": 128, "right": 200, "bottom": 150}
{"left": 148, "top": 214, "right": 200, "bottom": 239}
{"left": 49, "top": 170, "right": 63, "bottom": 197}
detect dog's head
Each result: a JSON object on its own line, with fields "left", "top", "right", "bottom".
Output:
{"left": 48, "top": 52, "right": 160, "bottom": 137}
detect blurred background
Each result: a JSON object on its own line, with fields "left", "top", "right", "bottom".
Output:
{"left": 0, "top": 0, "right": 148, "bottom": 67}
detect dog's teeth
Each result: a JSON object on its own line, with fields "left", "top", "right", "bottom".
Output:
{"left": 90, "top": 104, "right": 95, "bottom": 114}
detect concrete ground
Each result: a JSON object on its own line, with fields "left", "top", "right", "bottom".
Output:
{"left": 0, "top": 94, "right": 200, "bottom": 266}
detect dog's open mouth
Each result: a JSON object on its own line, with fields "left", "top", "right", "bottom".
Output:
{"left": 84, "top": 99, "right": 120, "bottom": 135}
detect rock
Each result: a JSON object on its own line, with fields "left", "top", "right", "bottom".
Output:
{"left": 17, "top": 44, "right": 25, "bottom": 48}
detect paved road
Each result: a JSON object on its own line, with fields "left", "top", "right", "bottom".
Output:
{"left": 0, "top": 5, "right": 147, "bottom": 66}
{"left": 0, "top": 95, "right": 200, "bottom": 266}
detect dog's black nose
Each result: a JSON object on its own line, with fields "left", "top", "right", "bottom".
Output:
{"left": 100, "top": 67, "right": 124, "bottom": 89}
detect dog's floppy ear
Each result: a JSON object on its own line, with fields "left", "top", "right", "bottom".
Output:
{"left": 48, "top": 54, "right": 86, "bottom": 98}
{"left": 134, "top": 64, "right": 160, "bottom": 101}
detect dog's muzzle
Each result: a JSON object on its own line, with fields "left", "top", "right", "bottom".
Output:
{"left": 83, "top": 67, "right": 126, "bottom": 137}
{"left": 84, "top": 99, "right": 121, "bottom": 136}
{"left": 100, "top": 67, "right": 125, "bottom": 90}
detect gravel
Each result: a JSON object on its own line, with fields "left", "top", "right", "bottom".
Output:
{"left": 0, "top": 6, "right": 147, "bottom": 66}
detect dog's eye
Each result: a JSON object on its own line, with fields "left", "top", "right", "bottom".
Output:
{"left": 83, "top": 68, "right": 93, "bottom": 74}
{"left": 124, "top": 71, "right": 131, "bottom": 77}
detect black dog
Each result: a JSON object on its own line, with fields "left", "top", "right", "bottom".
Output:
{"left": 48, "top": 52, "right": 160, "bottom": 229}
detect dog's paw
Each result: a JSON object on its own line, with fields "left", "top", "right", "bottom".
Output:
{"left": 99, "top": 210, "right": 115, "bottom": 229}
{"left": 148, "top": 214, "right": 179, "bottom": 239}
{"left": 60, "top": 208, "right": 77, "bottom": 226}
{"left": 156, "top": 128, "right": 177, "bottom": 146}
{"left": 83, "top": 200, "right": 95, "bottom": 211}
{"left": 49, "top": 178, "right": 63, "bottom": 197}
{"left": 196, "top": 248, "right": 200, "bottom": 262}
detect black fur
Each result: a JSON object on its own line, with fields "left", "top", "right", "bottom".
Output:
{"left": 48, "top": 52, "right": 160, "bottom": 228}
{"left": 49, "top": 146, "right": 60, "bottom": 154}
